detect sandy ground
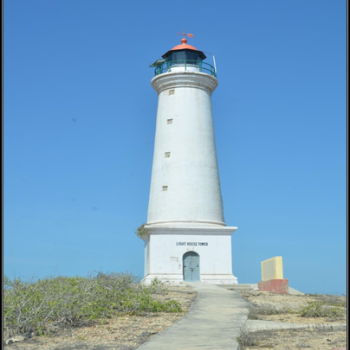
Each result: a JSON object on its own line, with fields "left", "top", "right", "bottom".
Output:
{"left": 238, "top": 289, "right": 347, "bottom": 350}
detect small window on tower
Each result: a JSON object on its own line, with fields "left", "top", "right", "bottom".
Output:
{"left": 167, "top": 119, "right": 173, "bottom": 124}
{"left": 169, "top": 90, "right": 175, "bottom": 95}
{"left": 162, "top": 186, "right": 168, "bottom": 191}
{"left": 165, "top": 152, "right": 170, "bottom": 158}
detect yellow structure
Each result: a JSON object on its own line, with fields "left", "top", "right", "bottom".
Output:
{"left": 261, "top": 256, "right": 283, "bottom": 281}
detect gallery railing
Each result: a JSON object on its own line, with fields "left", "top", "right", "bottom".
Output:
{"left": 154, "top": 60, "right": 216, "bottom": 77}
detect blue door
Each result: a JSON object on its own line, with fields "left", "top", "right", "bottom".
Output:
{"left": 183, "top": 252, "right": 200, "bottom": 281}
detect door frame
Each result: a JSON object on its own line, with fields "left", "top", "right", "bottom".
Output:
{"left": 183, "top": 251, "right": 200, "bottom": 282}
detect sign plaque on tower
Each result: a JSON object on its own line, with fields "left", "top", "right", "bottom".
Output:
{"left": 141, "top": 35, "right": 238, "bottom": 285}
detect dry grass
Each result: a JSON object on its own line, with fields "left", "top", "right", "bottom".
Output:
{"left": 238, "top": 326, "right": 346, "bottom": 350}
{"left": 238, "top": 289, "right": 347, "bottom": 350}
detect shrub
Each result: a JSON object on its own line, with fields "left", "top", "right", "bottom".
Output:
{"left": 237, "top": 326, "right": 267, "bottom": 349}
{"left": 248, "top": 303, "right": 292, "bottom": 319}
{"left": 299, "top": 302, "right": 343, "bottom": 318}
{"left": 312, "top": 294, "right": 347, "bottom": 308}
{"left": 3, "top": 272, "right": 182, "bottom": 338}
{"left": 148, "top": 277, "right": 166, "bottom": 294}
{"left": 135, "top": 224, "right": 146, "bottom": 238}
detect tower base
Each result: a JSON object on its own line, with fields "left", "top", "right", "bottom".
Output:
{"left": 142, "top": 273, "right": 238, "bottom": 285}
{"left": 141, "top": 224, "right": 238, "bottom": 285}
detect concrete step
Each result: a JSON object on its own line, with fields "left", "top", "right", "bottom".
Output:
{"left": 217, "top": 284, "right": 255, "bottom": 292}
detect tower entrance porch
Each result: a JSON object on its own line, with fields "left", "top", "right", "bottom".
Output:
{"left": 141, "top": 225, "right": 238, "bottom": 285}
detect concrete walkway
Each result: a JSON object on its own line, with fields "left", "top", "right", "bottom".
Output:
{"left": 136, "top": 283, "right": 346, "bottom": 350}
{"left": 136, "top": 282, "right": 250, "bottom": 350}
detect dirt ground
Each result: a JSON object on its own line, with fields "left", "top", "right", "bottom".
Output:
{"left": 4, "top": 285, "right": 197, "bottom": 350}
{"left": 238, "top": 289, "right": 347, "bottom": 350}
{"left": 4, "top": 286, "right": 347, "bottom": 350}
{"left": 239, "top": 327, "right": 347, "bottom": 350}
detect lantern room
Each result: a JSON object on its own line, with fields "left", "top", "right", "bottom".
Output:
{"left": 150, "top": 37, "right": 216, "bottom": 77}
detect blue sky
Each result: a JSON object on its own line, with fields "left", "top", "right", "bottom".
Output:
{"left": 4, "top": 0, "right": 346, "bottom": 294}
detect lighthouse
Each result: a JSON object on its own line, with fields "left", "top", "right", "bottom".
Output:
{"left": 141, "top": 35, "right": 238, "bottom": 285}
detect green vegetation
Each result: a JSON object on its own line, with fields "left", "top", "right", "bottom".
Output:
{"left": 148, "top": 277, "right": 167, "bottom": 294}
{"left": 309, "top": 293, "right": 347, "bottom": 308}
{"left": 3, "top": 272, "right": 181, "bottom": 338}
{"left": 136, "top": 223, "right": 146, "bottom": 238}
{"left": 299, "top": 301, "right": 344, "bottom": 318}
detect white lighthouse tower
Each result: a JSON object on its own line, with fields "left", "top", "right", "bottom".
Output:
{"left": 142, "top": 35, "right": 238, "bottom": 285}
